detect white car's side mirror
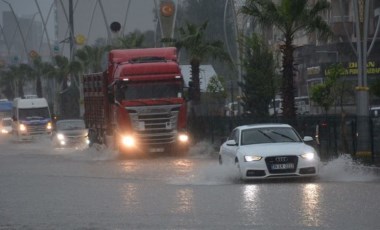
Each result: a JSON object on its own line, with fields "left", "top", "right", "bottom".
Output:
{"left": 303, "top": 136, "right": 313, "bottom": 142}
{"left": 226, "top": 140, "right": 237, "bottom": 146}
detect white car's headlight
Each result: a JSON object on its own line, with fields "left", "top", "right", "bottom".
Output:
{"left": 57, "top": 133, "right": 65, "bottom": 141}
{"left": 244, "top": 156, "right": 262, "bottom": 162}
{"left": 301, "top": 152, "right": 315, "bottom": 160}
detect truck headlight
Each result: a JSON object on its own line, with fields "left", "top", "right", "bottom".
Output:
{"left": 121, "top": 135, "right": 135, "bottom": 147}
{"left": 178, "top": 133, "right": 189, "bottom": 143}
{"left": 19, "top": 124, "right": 27, "bottom": 132}
{"left": 47, "top": 122, "right": 52, "bottom": 130}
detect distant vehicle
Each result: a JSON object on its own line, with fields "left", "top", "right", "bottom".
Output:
{"left": 268, "top": 96, "right": 310, "bottom": 116}
{"left": 51, "top": 119, "right": 89, "bottom": 148}
{"left": 12, "top": 97, "right": 52, "bottom": 141}
{"left": 218, "top": 123, "right": 320, "bottom": 181}
{"left": 1, "top": 117, "right": 13, "bottom": 134}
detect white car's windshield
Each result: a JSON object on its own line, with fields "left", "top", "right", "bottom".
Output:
{"left": 56, "top": 120, "right": 86, "bottom": 130}
{"left": 241, "top": 127, "right": 302, "bottom": 145}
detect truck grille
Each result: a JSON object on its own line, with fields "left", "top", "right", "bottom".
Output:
{"left": 127, "top": 105, "right": 180, "bottom": 145}
{"left": 27, "top": 123, "right": 48, "bottom": 135}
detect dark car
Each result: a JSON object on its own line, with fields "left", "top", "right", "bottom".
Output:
{"left": 51, "top": 119, "right": 89, "bottom": 149}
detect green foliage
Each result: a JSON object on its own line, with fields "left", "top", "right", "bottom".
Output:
{"left": 176, "top": 21, "right": 230, "bottom": 102}
{"left": 239, "top": 34, "right": 278, "bottom": 117}
{"left": 310, "top": 64, "right": 344, "bottom": 114}
{"left": 241, "top": 0, "right": 332, "bottom": 118}
{"left": 115, "top": 32, "right": 145, "bottom": 49}
{"left": 207, "top": 75, "right": 227, "bottom": 98}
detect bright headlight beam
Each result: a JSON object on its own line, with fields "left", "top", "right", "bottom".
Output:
{"left": 178, "top": 134, "right": 189, "bottom": 142}
{"left": 19, "top": 124, "right": 26, "bottom": 132}
{"left": 301, "top": 152, "right": 314, "bottom": 160}
{"left": 122, "top": 136, "right": 135, "bottom": 147}
{"left": 244, "top": 156, "right": 262, "bottom": 162}
{"left": 57, "top": 133, "right": 65, "bottom": 140}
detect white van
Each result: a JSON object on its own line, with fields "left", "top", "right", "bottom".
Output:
{"left": 12, "top": 97, "right": 52, "bottom": 140}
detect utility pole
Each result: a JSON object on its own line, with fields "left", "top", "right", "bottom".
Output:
{"left": 353, "top": 0, "right": 370, "bottom": 156}
{"left": 69, "top": 0, "right": 74, "bottom": 62}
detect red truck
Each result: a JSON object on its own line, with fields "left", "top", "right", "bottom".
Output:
{"left": 83, "top": 47, "right": 189, "bottom": 155}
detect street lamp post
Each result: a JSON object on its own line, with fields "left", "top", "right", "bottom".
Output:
{"left": 1, "top": 0, "right": 29, "bottom": 63}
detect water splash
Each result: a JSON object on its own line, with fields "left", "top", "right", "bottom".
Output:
{"left": 319, "top": 154, "right": 379, "bottom": 182}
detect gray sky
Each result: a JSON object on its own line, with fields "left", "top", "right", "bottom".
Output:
{"left": 0, "top": 0, "right": 156, "bottom": 39}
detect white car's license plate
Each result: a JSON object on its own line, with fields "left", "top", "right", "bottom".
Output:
{"left": 271, "top": 163, "right": 294, "bottom": 170}
{"left": 149, "top": 147, "right": 164, "bottom": 153}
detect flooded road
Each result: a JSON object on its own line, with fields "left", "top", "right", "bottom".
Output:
{"left": 1, "top": 136, "right": 380, "bottom": 229}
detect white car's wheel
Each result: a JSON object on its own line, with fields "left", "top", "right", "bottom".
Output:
{"left": 234, "top": 157, "right": 245, "bottom": 181}
{"left": 218, "top": 154, "right": 223, "bottom": 165}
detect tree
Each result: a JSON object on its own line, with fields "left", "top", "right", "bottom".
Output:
{"left": 176, "top": 21, "right": 230, "bottom": 102}
{"left": 49, "top": 55, "right": 82, "bottom": 118}
{"left": 115, "top": 32, "right": 145, "bottom": 49}
{"left": 239, "top": 34, "right": 278, "bottom": 118}
{"left": 310, "top": 64, "right": 344, "bottom": 115}
{"left": 75, "top": 45, "right": 109, "bottom": 73}
{"left": 241, "top": 0, "right": 332, "bottom": 118}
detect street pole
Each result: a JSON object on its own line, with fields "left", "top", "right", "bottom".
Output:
{"left": 1, "top": 0, "right": 29, "bottom": 64}
{"left": 353, "top": 0, "right": 370, "bottom": 156}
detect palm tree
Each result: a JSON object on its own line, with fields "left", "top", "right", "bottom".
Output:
{"left": 75, "top": 45, "right": 109, "bottom": 73}
{"left": 176, "top": 21, "right": 230, "bottom": 102}
{"left": 241, "top": 0, "right": 331, "bottom": 118}
{"left": 116, "top": 32, "right": 145, "bottom": 49}
{"left": 50, "top": 55, "right": 82, "bottom": 118}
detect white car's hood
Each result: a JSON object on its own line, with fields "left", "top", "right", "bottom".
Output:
{"left": 238, "top": 142, "right": 316, "bottom": 157}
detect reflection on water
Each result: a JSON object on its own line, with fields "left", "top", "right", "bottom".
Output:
{"left": 121, "top": 184, "right": 140, "bottom": 210}
{"left": 301, "top": 183, "right": 322, "bottom": 226}
{"left": 173, "top": 159, "right": 195, "bottom": 175}
{"left": 172, "top": 188, "right": 194, "bottom": 214}
{"left": 242, "top": 185, "right": 260, "bottom": 215}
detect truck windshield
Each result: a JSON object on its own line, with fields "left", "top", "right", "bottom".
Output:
{"left": 123, "top": 81, "right": 182, "bottom": 100}
{"left": 19, "top": 108, "right": 50, "bottom": 120}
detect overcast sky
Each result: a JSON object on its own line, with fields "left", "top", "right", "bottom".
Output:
{"left": 0, "top": 0, "right": 156, "bottom": 38}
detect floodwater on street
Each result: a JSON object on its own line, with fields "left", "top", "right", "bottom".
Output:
{"left": 0, "top": 135, "right": 380, "bottom": 229}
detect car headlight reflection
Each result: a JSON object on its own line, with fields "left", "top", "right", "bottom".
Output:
{"left": 121, "top": 135, "right": 135, "bottom": 147}
{"left": 301, "top": 152, "right": 315, "bottom": 160}
{"left": 244, "top": 155, "right": 262, "bottom": 162}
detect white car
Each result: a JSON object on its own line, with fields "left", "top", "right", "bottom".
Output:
{"left": 51, "top": 119, "right": 90, "bottom": 148}
{"left": 1, "top": 117, "right": 13, "bottom": 134}
{"left": 218, "top": 123, "right": 320, "bottom": 180}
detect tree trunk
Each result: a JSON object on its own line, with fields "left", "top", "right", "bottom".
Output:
{"left": 280, "top": 39, "right": 296, "bottom": 119}
{"left": 190, "top": 59, "right": 201, "bottom": 102}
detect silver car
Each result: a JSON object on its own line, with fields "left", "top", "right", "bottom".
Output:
{"left": 51, "top": 119, "right": 89, "bottom": 148}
